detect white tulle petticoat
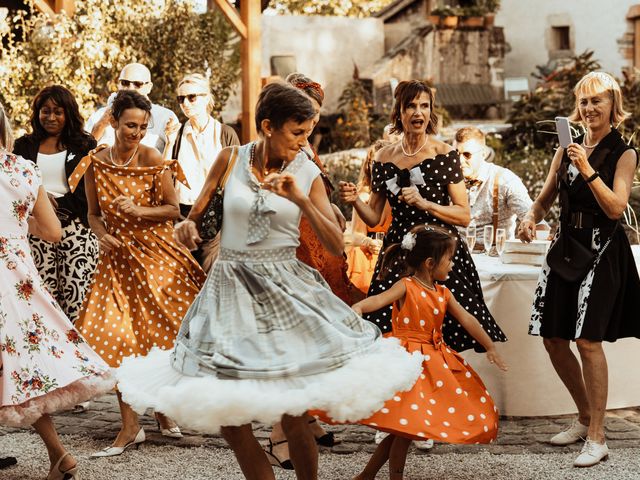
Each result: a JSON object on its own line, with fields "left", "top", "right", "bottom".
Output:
{"left": 117, "top": 340, "right": 422, "bottom": 434}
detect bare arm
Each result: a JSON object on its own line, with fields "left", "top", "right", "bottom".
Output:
{"left": 268, "top": 173, "right": 344, "bottom": 256}
{"left": 90, "top": 108, "right": 111, "bottom": 142}
{"left": 28, "top": 186, "right": 62, "bottom": 242}
{"left": 85, "top": 164, "right": 123, "bottom": 253}
{"left": 174, "top": 148, "right": 233, "bottom": 250}
{"left": 574, "top": 147, "right": 637, "bottom": 219}
{"left": 352, "top": 279, "right": 407, "bottom": 315}
{"left": 447, "top": 295, "right": 508, "bottom": 370}
{"left": 402, "top": 179, "right": 471, "bottom": 227}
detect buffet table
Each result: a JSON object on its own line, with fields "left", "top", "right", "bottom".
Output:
{"left": 460, "top": 246, "right": 640, "bottom": 416}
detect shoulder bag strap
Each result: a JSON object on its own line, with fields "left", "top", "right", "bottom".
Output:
{"left": 219, "top": 146, "right": 238, "bottom": 190}
{"left": 491, "top": 169, "right": 501, "bottom": 244}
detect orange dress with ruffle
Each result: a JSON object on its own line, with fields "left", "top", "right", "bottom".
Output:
{"left": 296, "top": 149, "right": 353, "bottom": 304}
{"left": 69, "top": 148, "right": 206, "bottom": 367}
{"left": 316, "top": 277, "right": 498, "bottom": 444}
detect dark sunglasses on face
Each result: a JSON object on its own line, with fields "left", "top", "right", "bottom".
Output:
{"left": 177, "top": 93, "right": 207, "bottom": 104}
{"left": 459, "top": 151, "right": 474, "bottom": 160}
{"left": 119, "top": 79, "right": 149, "bottom": 89}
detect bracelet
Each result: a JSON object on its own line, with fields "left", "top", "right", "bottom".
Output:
{"left": 585, "top": 172, "right": 600, "bottom": 183}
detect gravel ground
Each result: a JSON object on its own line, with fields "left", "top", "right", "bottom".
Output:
{"left": 2, "top": 432, "right": 639, "bottom": 480}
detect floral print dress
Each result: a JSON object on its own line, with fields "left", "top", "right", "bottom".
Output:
{"left": 0, "top": 152, "right": 113, "bottom": 427}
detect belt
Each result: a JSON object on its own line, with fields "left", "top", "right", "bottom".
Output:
{"left": 568, "top": 211, "right": 597, "bottom": 229}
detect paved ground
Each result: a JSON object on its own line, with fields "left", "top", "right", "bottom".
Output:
{"left": 1, "top": 393, "right": 639, "bottom": 479}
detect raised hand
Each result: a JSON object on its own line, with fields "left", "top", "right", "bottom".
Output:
{"left": 338, "top": 181, "right": 359, "bottom": 204}
{"left": 113, "top": 195, "right": 140, "bottom": 217}
{"left": 263, "top": 172, "right": 305, "bottom": 205}
{"left": 174, "top": 219, "right": 201, "bottom": 251}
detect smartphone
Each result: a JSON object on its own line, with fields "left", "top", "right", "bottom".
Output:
{"left": 555, "top": 116, "right": 573, "bottom": 149}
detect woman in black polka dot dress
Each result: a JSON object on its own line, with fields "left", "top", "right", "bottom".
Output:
{"left": 340, "top": 80, "right": 506, "bottom": 351}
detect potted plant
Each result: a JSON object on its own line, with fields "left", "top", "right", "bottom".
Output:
{"left": 430, "top": 6, "right": 459, "bottom": 29}
{"left": 481, "top": 0, "right": 500, "bottom": 27}
{"left": 459, "top": 5, "right": 486, "bottom": 28}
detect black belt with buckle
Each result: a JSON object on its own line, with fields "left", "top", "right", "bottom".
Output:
{"left": 567, "top": 211, "right": 600, "bottom": 229}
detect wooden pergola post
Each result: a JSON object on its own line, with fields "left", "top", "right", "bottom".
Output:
{"left": 212, "top": 0, "right": 262, "bottom": 143}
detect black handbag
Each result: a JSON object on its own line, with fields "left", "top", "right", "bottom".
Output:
{"left": 199, "top": 147, "right": 238, "bottom": 241}
{"left": 546, "top": 229, "right": 595, "bottom": 282}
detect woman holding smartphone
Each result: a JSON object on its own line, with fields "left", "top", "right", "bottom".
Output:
{"left": 519, "top": 71, "right": 640, "bottom": 467}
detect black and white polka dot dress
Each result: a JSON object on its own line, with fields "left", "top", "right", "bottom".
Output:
{"left": 366, "top": 151, "right": 507, "bottom": 352}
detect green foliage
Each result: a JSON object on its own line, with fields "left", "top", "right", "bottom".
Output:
{"left": 332, "top": 72, "right": 372, "bottom": 150}
{"left": 269, "top": 0, "right": 395, "bottom": 17}
{"left": 0, "top": 0, "right": 239, "bottom": 133}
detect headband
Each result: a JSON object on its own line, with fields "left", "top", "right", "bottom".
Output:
{"left": 293, "top": 81, "right": 325, "bottom": 102}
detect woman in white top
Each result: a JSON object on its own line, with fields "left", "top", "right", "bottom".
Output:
{"left": 117, "top": 83, "right": 421, "bottom": 480}
{"left": 166, "top": 73, "right": 240, "bottom": 268}
{"left": 13, "top": 85, "right": 98, "bottom": 324}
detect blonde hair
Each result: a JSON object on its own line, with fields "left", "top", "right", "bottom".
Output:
{"left": 455, "top": 126, "right": 485, "bottom": 144}
{"left": 177, "top": 73, "right": 215, "bottom": 114}
{"left": 569, "top": 72, "right": 630, "bottom": 126}
{"left": 0, "top": 102, "right": 14, "bottom": 152}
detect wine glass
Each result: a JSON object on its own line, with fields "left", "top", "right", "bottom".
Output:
{"left": 466, "top": 223, "right": 477, "bottom": 253}
{"left": 495, "top": 228, "right": 506, "bottom": 255}
{"left": 372, "top": 232, "right": 385, "bottom": 255}
{"left": 483, "top": 225, "right": 494, "bottom": 255}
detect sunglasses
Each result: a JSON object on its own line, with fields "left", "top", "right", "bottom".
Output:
{"left": 177, "top": 93, "right": 207, "bottom": 104}
{"left": 119, "top": 79, "right": 149, "bottom": 89}
{"left": 458, "top": 149, "right": 484, "bottom": 160}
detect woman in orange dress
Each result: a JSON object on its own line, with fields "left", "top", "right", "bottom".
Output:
{"left": 70, "top": 90, "right": 205, "bottom": 457}
{"left": 324, "top": 225, "right": 507, "bottom": 479}
{"left": 348, "top": 141, "right": 393, "bottom": 297}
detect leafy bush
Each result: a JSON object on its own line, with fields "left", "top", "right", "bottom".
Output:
{"left": 0, "top": 0, "right": 239, "bottom": 132}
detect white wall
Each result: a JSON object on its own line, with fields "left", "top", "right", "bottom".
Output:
{"left": 222, "top": 14, "right": 385, "bottom": 121}
{"left": 496, "top": 0, "right": 634, "bottom": 85}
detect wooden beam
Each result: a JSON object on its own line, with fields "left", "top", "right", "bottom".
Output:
{"left": 55, "top": 0, "right": 75, "bottom": 16}
{"left": 240, "top": 0, "right": 261, "bottom": 142}
{"left": 211, "top": 0, "right": 248, "bottom": 39}
{"left": 33, "top": 0, "right": 55, "bottom": 16}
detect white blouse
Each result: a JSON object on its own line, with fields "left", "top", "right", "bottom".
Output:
{"left": 37, "top": 150, "right": 68, "bottom": 197}
{"left": 177, "top": 116, "right": 224, "bottom": 205}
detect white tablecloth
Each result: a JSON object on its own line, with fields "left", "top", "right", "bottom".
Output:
{"left": 460, "top": 246, "right": 640, "bottom": 416}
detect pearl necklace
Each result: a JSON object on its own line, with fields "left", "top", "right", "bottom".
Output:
{"left": 109, "top": 145, "right": 139, "bottom": 167}
{"left": 412, "top": 275, "right": 436, "bottom": 291}
{"left": 249, "top": 142, "right": 289, "bottom": 179}
{"left": 582, "top": 138, "right": 600, "bottom": 149}
{"left": 401, "top": 135, "right": 428, "bottom": 157}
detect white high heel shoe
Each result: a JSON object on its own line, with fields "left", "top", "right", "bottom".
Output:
{"left": 90, "top": 428, "right": 145, "bottom": 458}
{"left": 156, "top": 418, "right": 183, "bottom": 438}
{"left": 47, "top": 453, "right": 78, "bottom": 480}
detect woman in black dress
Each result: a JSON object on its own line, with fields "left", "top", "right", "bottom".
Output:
{"left": 519, "top": 71, "right": 640, "bottom": 467}
{"left": 340, "top": 80, "right": 506, "bottom": 352}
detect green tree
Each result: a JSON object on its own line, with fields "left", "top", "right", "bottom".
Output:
{"left": 269, "top": 0, "right": 395, "bottom": 17}
{"left": 0, "top": 0, "right": 239, "bottom": 133}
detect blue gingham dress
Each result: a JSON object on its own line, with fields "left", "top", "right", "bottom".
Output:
{"left": 117, "top": 144, "right": 423, "bottom": 432}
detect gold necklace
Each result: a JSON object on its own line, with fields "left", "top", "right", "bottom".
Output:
{"left": 412, "top": 275, "right": 435, "bottom": 291}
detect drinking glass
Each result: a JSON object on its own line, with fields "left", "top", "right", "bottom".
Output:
{"left": 372, "top": 232, "right": 385, "bottom": 255}
{"left": 466, "top": 223, "right": 477, "bottom": 252}
{"left": 495, "top": 228, "right": 506, "bottom": 255}
{"left": 483, "top": 225, "right": 494, "bottom": 254}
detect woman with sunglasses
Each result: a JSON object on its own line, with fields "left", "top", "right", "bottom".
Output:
{"left": 14, "top": 85, "right": 98, "bottom": 324}
{"left": 166, "top": 73, "right": 240, "bottom": 269}
{"left": 339, "top": 80, "right": 506, "bottom": 353}
{"left": 70, "top": 90, "right": 206, "bottom": 457}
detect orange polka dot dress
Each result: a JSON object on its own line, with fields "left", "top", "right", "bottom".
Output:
{"left": 361, "top": 278, "right": 498, "bottom": 444}
{"left": 69, "top": 147, "right": 206, "bottom": 367}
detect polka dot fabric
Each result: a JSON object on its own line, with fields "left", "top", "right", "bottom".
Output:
{"left": 69, "top": 148, "right": 206, "bottom": 367}
{"left": 360, "top": 278, "right": 498, "bottom": 444}
{"left": 366, "top": 152, "right": 506, "bottom": 352}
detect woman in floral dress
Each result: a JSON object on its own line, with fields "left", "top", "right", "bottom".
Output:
{"left": 0, "top": 103, "right": 113, "bottom": 479}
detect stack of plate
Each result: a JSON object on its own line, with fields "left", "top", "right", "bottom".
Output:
{"left": 500, "top": 240, "right": 551, "bottom": 266}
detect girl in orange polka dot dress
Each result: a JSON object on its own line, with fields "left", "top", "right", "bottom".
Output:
{"left": 350, "top": 225, "right": 507, "bottom": 479}
{"left": 69, "top": 91, "right": 205, "bottom": 457}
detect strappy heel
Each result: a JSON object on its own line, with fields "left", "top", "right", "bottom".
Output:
{"left": 264, "top": 439, "right": 294, "bottom": 470}
{"left": 156, "top": 418, "right": 183, "bottom": 438}
{"left": 309, "top": 418, "right": 341, "bottom": 447}
{"left": 47, "top": 452, "right": 79, "bottom": 480}
{"left": 90, "top": 428, "right": 145, "bottom": 458}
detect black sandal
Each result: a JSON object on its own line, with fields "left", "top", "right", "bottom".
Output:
{"left": 0, "top": 457, "right": 17, "bottom": 470}
{"left": 309, "top": 418, "right": 341, "bottom": 447}
{"left": 264, "top": 439, "right": 293, "bottom": 470}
